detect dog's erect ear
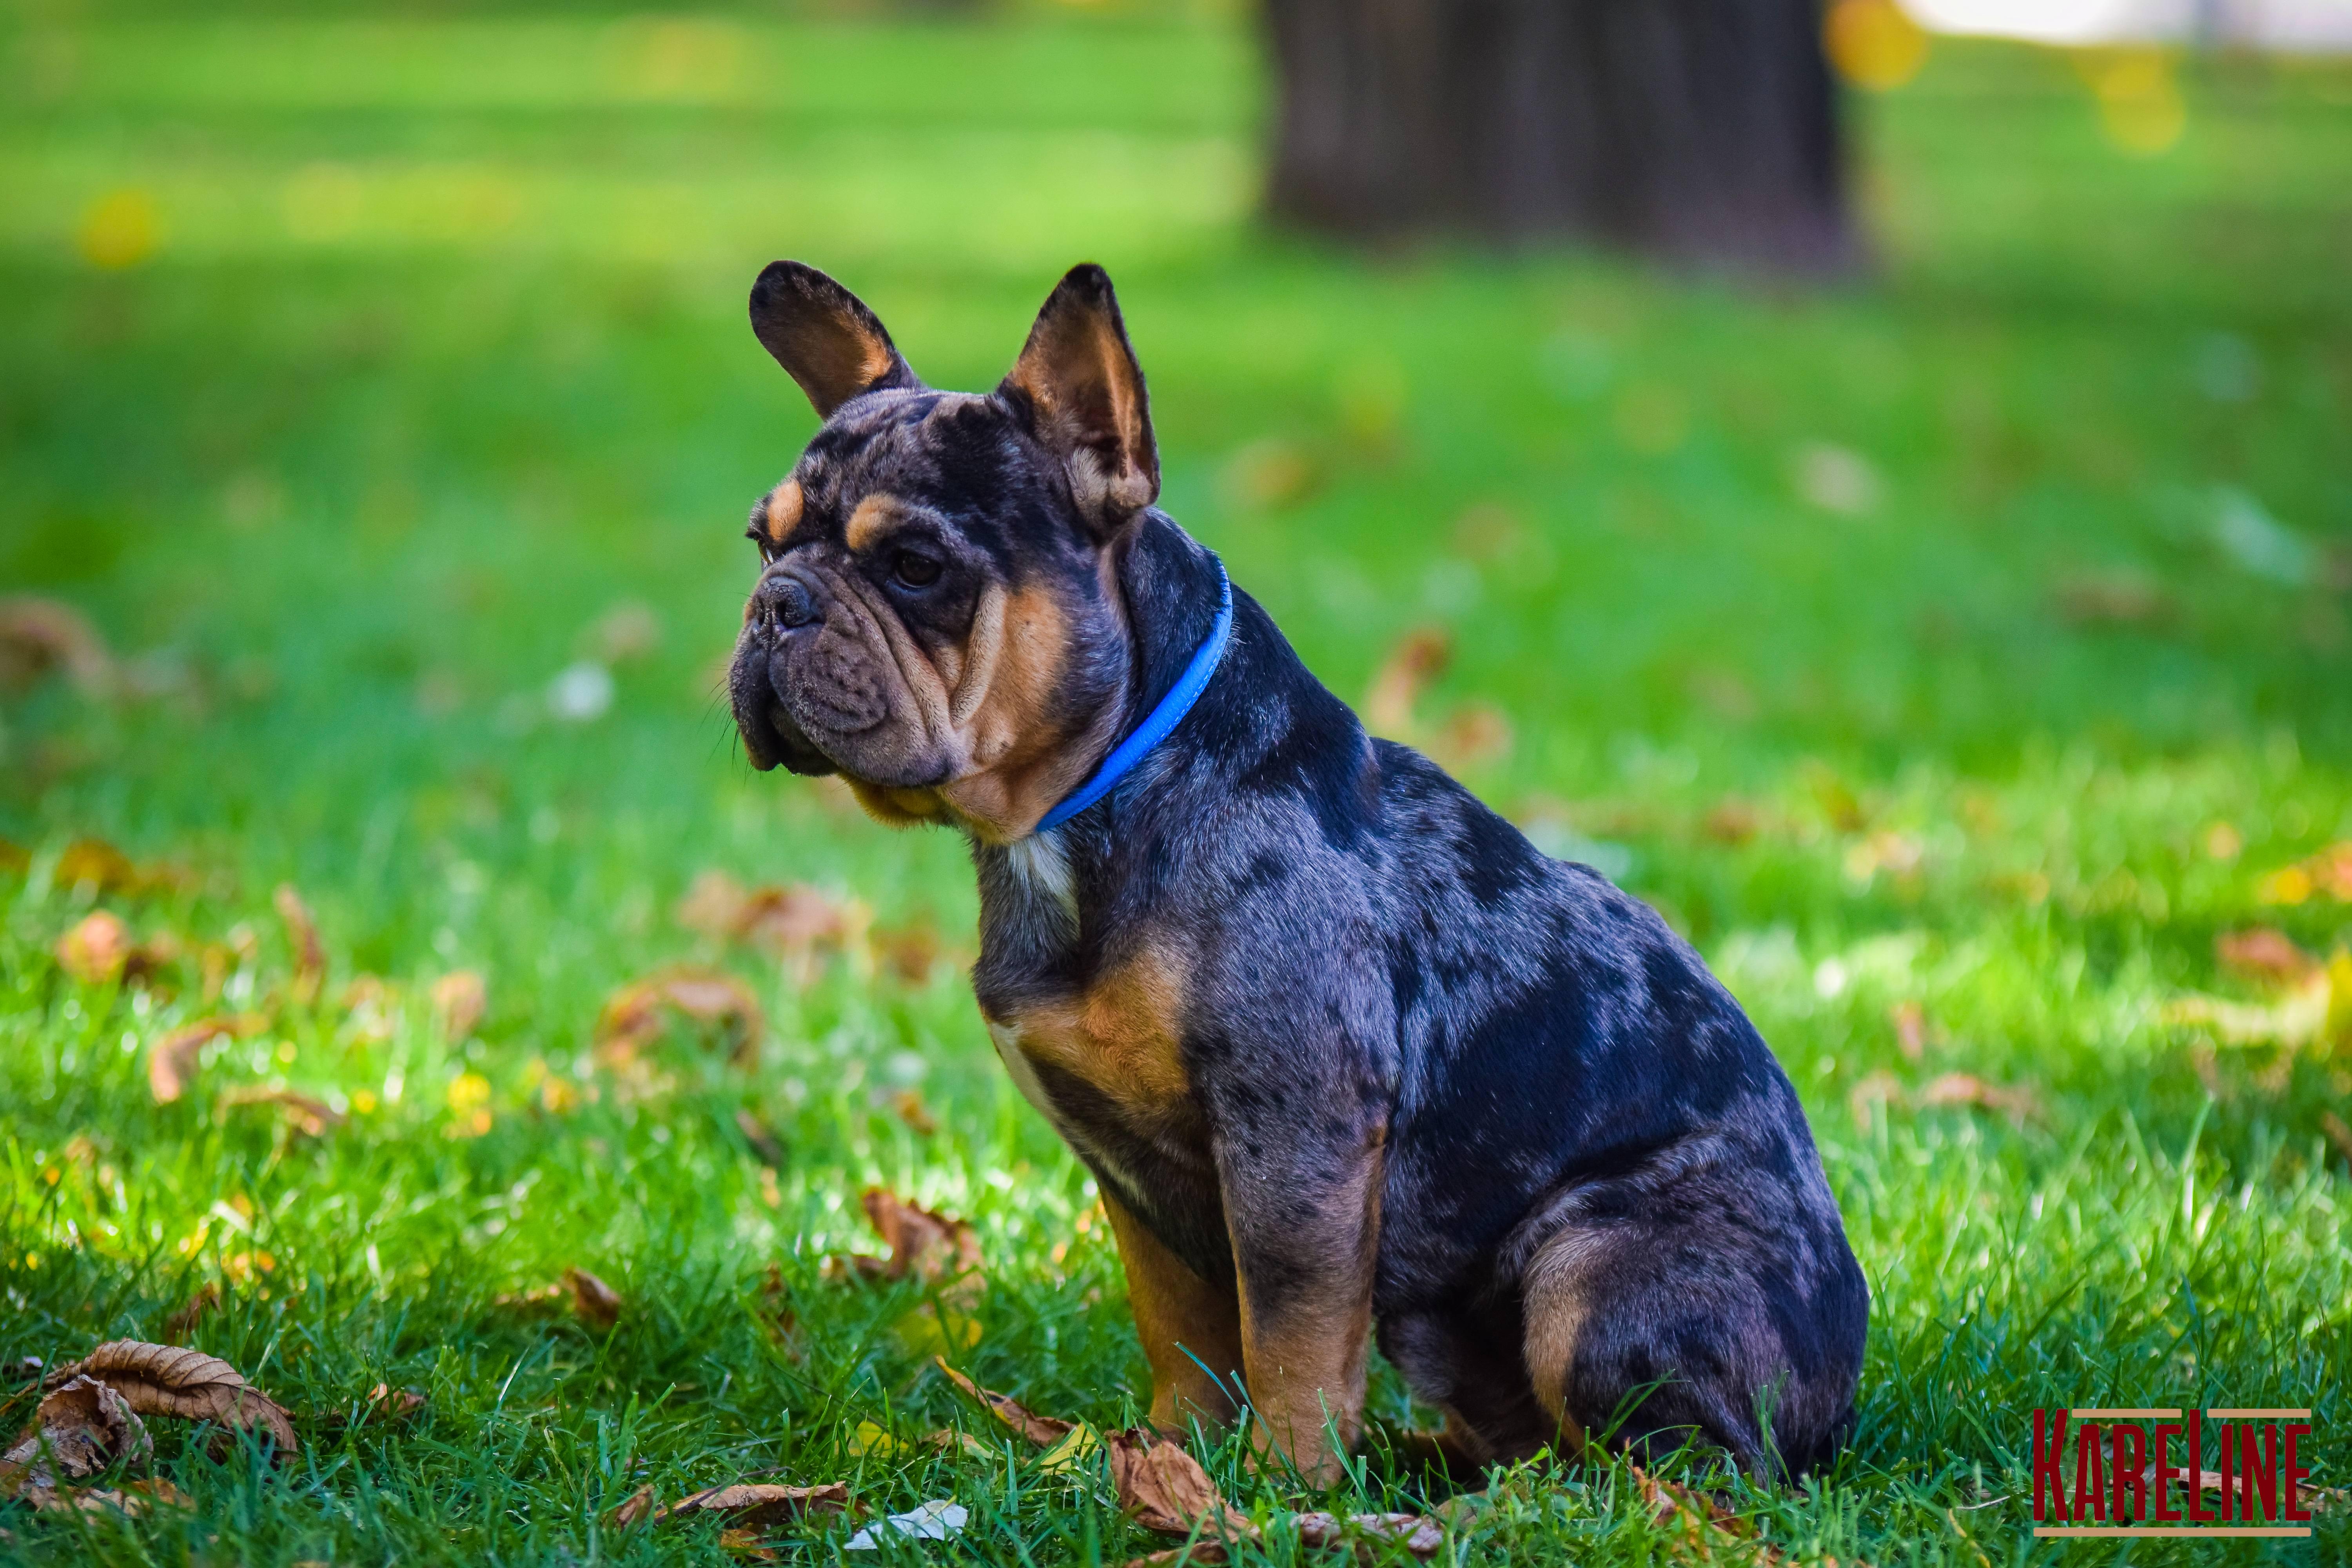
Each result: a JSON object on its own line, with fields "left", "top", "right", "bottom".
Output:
{"left": 1001, "top": 263, "right": 1159, "bottom": 533}
{"left": 749, "top": 261, "right": 920, "bottom": 418}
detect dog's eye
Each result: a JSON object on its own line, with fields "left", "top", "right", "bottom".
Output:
{"left": 890, "top": 550, "right": 943, "bottom": 589}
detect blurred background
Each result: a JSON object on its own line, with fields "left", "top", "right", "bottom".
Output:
{"left": 5, "top": 0, "right": 2348, "bottom": 968}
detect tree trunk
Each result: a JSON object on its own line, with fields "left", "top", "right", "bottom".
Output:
{"left": 1263, "top": 0, "right": 1855, "bottom": 272}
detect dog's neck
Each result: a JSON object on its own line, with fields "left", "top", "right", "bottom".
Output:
{"left": 970, "top": 510, "right": 1348, "bottom": 998}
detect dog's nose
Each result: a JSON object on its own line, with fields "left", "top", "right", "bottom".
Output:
{"left": 758, "top": 575, "right": 818, "bottom": 630}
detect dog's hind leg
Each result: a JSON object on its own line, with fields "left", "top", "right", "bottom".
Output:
{"left": 1518, "top": 1215, "right": 1862, "bottom": 1480}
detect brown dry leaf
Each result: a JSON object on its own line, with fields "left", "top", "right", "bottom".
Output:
{"left": 565, "top": 1268, "right": 623, "bottom": 1330}
{"left": 890, "top": 1089, "right": 939, "bottom": 1137}
{"left": 610, "top": 1483, "right": 657, "bottom": 1528}
{"left": 1294, "top": 1511, "right": 1445, "bottom": 1558}
{"left": 860, "top": 1189, "right": 981, "bottom": 1290}
{"left": 149, "top": 1013, "right": 266, "bottom": 1103}
{"left": 218, "top": 1085, "right": 342, "bottom": 1138}
{"left": 595, "top": 966, "right": 765, "bottom": 1067}
{"left": 2163, "top": 951, "right": 2350, "bottom": 1054}
{"left": 931, "top": 1357, "right": 1076, "bottom": 1447}
{"left": 1430, "top": 703, "right": 1512, "bottom": 773}
{"left": 429, "top": 970, "right": 488, "bottom": 1040}
{"left": 1915, "top": 1073, "right": 2039, "bottom": 1127}
{"left": 1105, "top": 1428, "right": 1254, "bottom": 1543}
{"left": 873, "top": 923, "right": 945, "bottom": 985}
{"left": 0, "top": 597, "right": 111, "bottom": 694}
{"left": 273, "top": 884, "right": 325, "bottom": 1005}
{"left": 1123, "top": 1548, "right": 1229, "bottom": 1568}
{"left": 45, "top": 1341, "right": 296, "bottom": 1452}
{"left": 654, "top": 1482, "right": 853, "bottom": 1526}
{"left": 364, "top": 1383, "right": 426, "bottom": 1423}
{"left": 1, "top": 1377, "right": 152, "bottom": 1500}
{"left": 1889, "top": 1000, "right": 1928, "bottom": 1061}
{"left": 162, "top": 1283, "right": 220, "bottom": 1343}
{"left": 56, "top": 911, "right": 133, "bottom": 986}
{"left": 1362, "top": 627, "right": 1452, "bottom": 737}
{"left": 1702, "top": 799, "right": 1761, "bottom": 846}
{"left": 2217, "top": 928, "right": 2320, "bottom": 987}
{"left": 1846, "top": 1071, "right": 1901, "bottom": 1135}
{"left": 677, "top": 871, "right": 864, "bottom": 965}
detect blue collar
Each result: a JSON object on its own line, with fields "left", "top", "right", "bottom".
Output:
{"left": 1034, "top": 555, "right": 1234, "bottom": 834}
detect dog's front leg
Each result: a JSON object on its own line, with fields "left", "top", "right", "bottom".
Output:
{"left": 1220, "top": 1123, "right": 1385, "bottom": 1486}
{"left": 1100, "top": 1188, "right": 1245, "bottom": 1433}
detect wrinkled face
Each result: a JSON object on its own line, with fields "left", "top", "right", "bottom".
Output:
{"left": 726, "top": 260, "right": 1162, "bottom": 842}
{"left": 730, "top": 392, "right": 1126, "bottom": 838}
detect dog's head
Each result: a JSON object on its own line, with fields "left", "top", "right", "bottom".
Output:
{"left": 729, "top": 261, "right": 1159, "bottom": 842}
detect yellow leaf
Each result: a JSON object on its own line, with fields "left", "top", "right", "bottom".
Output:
{"left": 1036, "top": 1421, "right": 1101, "bottom": 1477}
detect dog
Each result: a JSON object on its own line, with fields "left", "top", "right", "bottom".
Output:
{"left": 728, "top": 260, "right": 1868, "bottom": 1485}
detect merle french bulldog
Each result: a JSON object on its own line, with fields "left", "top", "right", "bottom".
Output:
{"left": 728, "top": 260, "right": 1866, "bottom": 1483}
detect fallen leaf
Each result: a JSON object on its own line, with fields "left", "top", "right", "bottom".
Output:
{"left": 218, "top": 1085, "right": 342, "bottom": 1138}
{"left": 655, "top": 1481, "right": 851, "bottom": 1527}
{"left": 859, "top": 1189, "right": 982, "bottom": 1290}
{"left": 273, "top": 884, "right": 325, "bottom": 1005}
{"left": 720, "top": 1525, "right": 784, "bottom": 1561}
{"left": 566, "top": 1268, "right": 622, "bottom": 1330}
{"left": 149, "top": 1014, "right": 266, "bottom": 1103}
{"left": 429, "top": 970, "right": 488, "bottom": 1040}
{"left": 162, "top": 1283, "right": 220, "bottom": 1342}
{"left": 1294, "top": 1511, "right": 1445, "bottom": 1558}
{"left": 1123, "top": 1548, "right": 1228, "bottom": 1567}
{"left": 1, "top": 1377, "right": 151, "bottom": 1501}
{"left": 845, "top": 1498, "right": 965, "bottom": 1550}
{"left": 595, "top": 966, "right": 765, "bottom": 1066}
{"left": 923, "top": 1428, "right": 999, "bottom": 1460}
{"left": 677, "top": 872, "right": 866, "bottom": 968}
{"left": 873, "top": 923, "right": 945, "bottom": 985}
{"left": 1889, "top": 1000, "right": 1928, "bottom": 1060}
{"left": 889, "top": 1089, "right": 938, "bottom": 1137}
{"left": 848, "top": 1419, "right": 906, "bottom": 1458}
{"left": 610, "top": 1483, "right": 657, "bottom": 1527}
{"left": 0, "top": 597, "right": 111, "bottom": 695}
{"left": 364, "top": 1383, "right": 426, "bottom": 1422}
{"left": 44, "top": 1341, "right": 296, "bottom": 1452}
{"left": 1915, "top": 1072, "right": 2040, "bottom": 1127}
{"left": 55, "top": 911, "right": 140, "bottom": 986}
{"left": 2165, "top": 951, "right": 2350, "bottom": 1053}
{"left": 1430, "top": 702, "right": 1512, "bottom": 772}
{"left": 1702, "top": 799, "right": 1761, "bottom": 845}
{"left": 1362, "top": 627, "right": 1452, "bottom": 738}
{"left": 2218, "top": 928, "right": 2319, "bottom": 987}
{"left": 1106, "top": 1428, "right": 1254, "bottom": 1543}
{"left": 932, "top": 1359, "right": 1078, "bottom": 1447}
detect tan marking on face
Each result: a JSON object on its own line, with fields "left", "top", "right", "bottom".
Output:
{"left": 936, "top": 582, "right": 1108, "bottom": 842}
{"left": 763, "top": 479, "right": 804, "bottom": 547}
{"left": 845, "top": 492, "right": 902, "bottom": 555}
{"left": 1100, "top": 1187, "right": 1243, "bottom": 1435}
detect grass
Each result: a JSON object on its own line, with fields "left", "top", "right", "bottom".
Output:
{"left": 3, "top": 4, "right": 2350, "bottom": 1563}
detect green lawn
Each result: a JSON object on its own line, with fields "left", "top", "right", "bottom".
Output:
{"left": 2, "top": 5, "right": 2349, "bottom": 1563}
